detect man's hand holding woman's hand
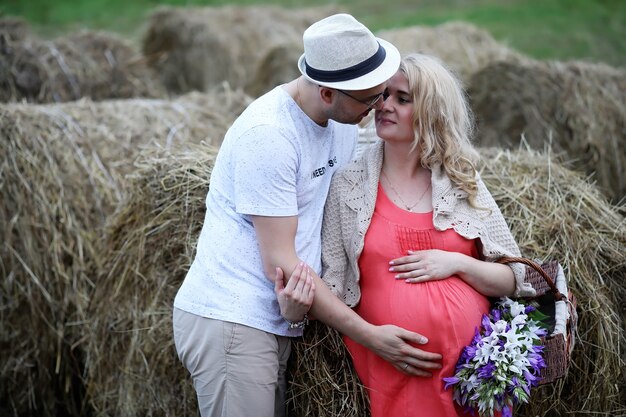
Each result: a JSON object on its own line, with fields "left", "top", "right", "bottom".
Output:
{"left": 273, "top": 262, "right": 315, "bottom": 322}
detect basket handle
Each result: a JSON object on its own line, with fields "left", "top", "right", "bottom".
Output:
{"left": 496, "top": 256, "right": 566, "bottom": 301}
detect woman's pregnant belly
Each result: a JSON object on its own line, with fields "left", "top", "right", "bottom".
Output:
{"left": 356, "top": 275, "right": 490, "bottom": 357}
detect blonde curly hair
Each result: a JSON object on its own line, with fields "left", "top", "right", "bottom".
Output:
{"left": 400, "top": 53, "right": 481, "bottom": 207}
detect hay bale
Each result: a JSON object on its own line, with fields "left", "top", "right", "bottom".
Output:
{"left": 84, "top": 144, "right": 623, "bottom": 416}
{"left": 469, "top": 59, "right": 626, "bottom": 202}
{"left": 246, "top": 41, "right": 302, "bottom": 98}
{"left": 376, "top": 21, "right": 526, "bottom": 83}
{"left": 142, "top": 5, "right": 342, "bottom": 97}
{"left": 287, "top": 147, "right": 625, "bottom": 417}
{"left": 0, "top": 88, "right": 251, "bottom": 416}
{"left": 84, "top": 142, "right": 366, "bottom": 417}
{"left": 0, "top": 30, "right": 167, "bottom": 103}
{"left": 0, "top": 16, "right": 31, "bottom": 42}
{"left": 286, "top": 321, "right": 369, "bottom": 417}
{"left": 478, "top": 147, "right": 625, "bottom": 416}
{"left": 85, "top": 145, "right": 215, "bottom": 416}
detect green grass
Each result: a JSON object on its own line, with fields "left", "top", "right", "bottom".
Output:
{"left": 1, "top": 0, "right": 624, "bottom": 67}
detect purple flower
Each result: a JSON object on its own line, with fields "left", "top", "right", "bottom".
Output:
{"left": 464, "top": 406, "right": 476, "bottom": 416}
{"left": 471, "top": 329, "right": 482, "bottom": 345}
{"left": 477, "top": 362, "right": 496, "bottom": 379}
{"left": 522, "top": 370, "right": 537, "bottom": 392}
{"left": 532, "top": 344, "right": 545, "bottom": 354}
{"left": 481, "top": 315, "right": 493, "bottom": 335}
{"left": 466, "top": 345, "right": 478, "bottom": 360}
{"left": 536, "top": 356, "right": 546, "bottom": 371}
{"left": 528, "top": 352, "right": 546, "bottom": 373}
{"left": 442, "top": 297, "right": 548, "bottom": 416}
{"left": 443, "top": 376, "right": 460, "bottom": 390}
{"left": 459, "top": 345, "right": 473, "bottom": 364}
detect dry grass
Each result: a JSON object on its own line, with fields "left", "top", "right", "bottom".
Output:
{"left": 82, "top": 144, "right": 623, "bottom": 417}
{"left": 246, "top": 41, "right": 303, "bottom": 98}
{"left": 0, "top": 88, "right": 250, "bottom": 416}
{"left": 5, "top": 126, "right": 622, "bottom": 415}
{"left": 376, "top": 21, "right": 526, "bottom": 84}
{"left": 480, "top": 147, "right": 625, "bottom": 416}
{"left": 83, "top": 144, "right": 366, "bottom": 417}
{"left": 0, "top": 16, "right": 31, "bottom": 42}
{"left": 469, "top": 59, "right": 626, "bottom": 202}
{"left": 2, "top": 12, "right": 624, "bottom": 414}
{"left": 85, "top": 144, "right": 216, "bottom": 416}
{"left": 0, "top": 29, "right": 166, "bottom": 103}
{"left": 286, "top": 321, "right": 369, "bottom": 417}
{"left": 142, "top": 5, "right": 342, "bottom": 97}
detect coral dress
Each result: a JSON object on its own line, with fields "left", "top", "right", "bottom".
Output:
{"left": 343, "top": 184, "right": 492, "bottom": 417}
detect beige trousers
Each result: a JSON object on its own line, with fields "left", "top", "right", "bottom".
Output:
{"left": 173, "top": 308, "right": 291, "bottom": 417}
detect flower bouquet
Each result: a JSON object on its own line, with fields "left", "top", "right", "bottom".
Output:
{"left": 443, "top": 297, "right": 548, "bottom": 417}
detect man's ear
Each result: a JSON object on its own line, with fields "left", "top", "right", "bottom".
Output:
{"left": 319, "top": 86, "right": 335, "bottom": 105}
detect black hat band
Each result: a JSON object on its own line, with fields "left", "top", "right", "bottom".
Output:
{"left": 304, "top": 43, "right": 386, "bottom": 83}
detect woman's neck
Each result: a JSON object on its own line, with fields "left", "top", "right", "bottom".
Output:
{"left": 380, "top": 142, "right": 432, "bottom": 212}
{"left": 382, "top": 142, "right": 423, "bottom": 179}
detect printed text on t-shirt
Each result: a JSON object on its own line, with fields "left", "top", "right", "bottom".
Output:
{"left": 311, "top": 156, "right": 338, "bottom": 179}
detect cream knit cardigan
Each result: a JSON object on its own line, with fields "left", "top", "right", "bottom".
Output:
{"left": 321, "top": 140, "right": 535, "bottom": 308}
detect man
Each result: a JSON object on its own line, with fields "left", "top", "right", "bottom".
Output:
{"left": 173, "top": 13, "right": 441, "bottom": 417}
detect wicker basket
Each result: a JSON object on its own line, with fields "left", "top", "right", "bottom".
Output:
{"left": 497, "top": 257, "right": 578, "bottom": 385}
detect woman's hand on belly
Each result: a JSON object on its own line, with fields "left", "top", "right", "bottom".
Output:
{"left": 364, "top": 324, "right": 443, "bottom": 377}
{"left": 389, "top": 249, "right": 516, "bottom": 296}
{"left": 389, "top": 249, "right": 463, "bottom": 283}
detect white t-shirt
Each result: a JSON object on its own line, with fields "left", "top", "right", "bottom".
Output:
{"left": 174, "top": 86, "right": 356, "bottom": 336}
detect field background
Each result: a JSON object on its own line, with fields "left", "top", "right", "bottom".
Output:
{"left": 2, "top": 0, "right": 625, "bottom": 67}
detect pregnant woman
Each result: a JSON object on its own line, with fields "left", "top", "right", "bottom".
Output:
{"left": 321, "top": 53, "right": 535, "bottom": 416}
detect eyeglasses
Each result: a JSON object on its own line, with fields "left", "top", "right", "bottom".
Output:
{"left": 336, "top": 89, "right": 388, "bottom": 109}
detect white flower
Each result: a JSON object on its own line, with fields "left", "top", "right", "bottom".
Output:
{"left": 509, "top": 301, "right": 527, "bottom": 317}
{"left": 476, "top": 341, "right": 498, "bottom": 365}
{"left": 492, "top": 320, "right": 508, "bottom": 334}
{"left": 526, "top": 322, "right": 544, "bottom": 340}
{"left": 490, "top": 348, "right": 508, "bottom": 363}
{"left": 499, "top": 297, "right": 515, "bottom": 308}
{"left": 504, "top": 327, "right": 524, "bottom": 344}
{"left": 443, "top": 296, "right": 548, "bottom": 416}
{"left": 510, "top": 313, "right": 528, "bottom": 328}
{"left": 508, "top": 353, "right": 530, "bottom": 375}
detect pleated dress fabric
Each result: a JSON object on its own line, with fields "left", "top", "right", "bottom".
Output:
{"left": 343, "top": 184, "right": 499, "bottom": 417}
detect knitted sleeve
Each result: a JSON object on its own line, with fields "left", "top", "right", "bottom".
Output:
{"left": 474, "top": 177, "right": 535, "bottom": 297}
{"left": 321, "top": 175, "right": 351, "bottom": 301}
{"left": 432, "top": 167, "right": 535, "bottom": 297}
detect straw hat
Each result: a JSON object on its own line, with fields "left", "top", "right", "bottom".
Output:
{"left": 297, "top": 13, "right": 400, "bottom": 91}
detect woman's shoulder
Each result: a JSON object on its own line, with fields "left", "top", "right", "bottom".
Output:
{"left": 329, "top": 159, "right": 364, "bottom": 195}
{"left": 333, "top": 148, "right": 370, "bottom": 182}
{"left": 343, "top": 140, "right": 382, "bottom": 172}
{"left": 327, "top": 145, "right": 378, "bottom": 208}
